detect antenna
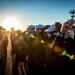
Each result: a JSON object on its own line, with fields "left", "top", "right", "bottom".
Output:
{"left": 69, "top": 10, "right": 75, "bottom": 20}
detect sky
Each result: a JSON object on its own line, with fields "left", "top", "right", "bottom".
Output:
{"left": 0, "top": 0, "right": 75, "bottom": 31}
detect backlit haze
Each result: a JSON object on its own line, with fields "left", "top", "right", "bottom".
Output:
{"left": 0, "top": 0, "right": 75, "bottom": 31}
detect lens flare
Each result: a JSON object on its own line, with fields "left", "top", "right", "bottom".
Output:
{"left": 2, "top": 17, "right": 20, "bottom": 31}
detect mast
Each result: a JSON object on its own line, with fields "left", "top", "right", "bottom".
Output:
{"left": 69, "top": 10, "right": 75, "bottom": 20}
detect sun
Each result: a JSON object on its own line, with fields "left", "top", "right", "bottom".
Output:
{"left": 2, "top": 17, "right": 20, "bottom": 31}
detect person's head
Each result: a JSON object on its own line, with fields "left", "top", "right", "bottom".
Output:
{"left": 65, "top": 30, "right": 71, "bottom": 36}
{"left": 42, "top": 25, "right": 50, "bottom": 31}
{"left": 2, "top": 28, "right": 6, "bottom": 31}
{"left": 0, "top": 26, "right": 2, "bottom": 31}
{"left": 55, "top": 22, "right": 62, "bottom": 32}
{"left": 16, "top": 29, "right": 22, "bottom": 37}
{"left": 65, "top": 30, "right": 74, "bottom": 39}
{"left": 11, "top": 27, "right": 14, "bottom": 31}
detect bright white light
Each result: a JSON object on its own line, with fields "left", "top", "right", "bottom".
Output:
{"left": 2, "top": 17, "right": 20, "bottom": 31}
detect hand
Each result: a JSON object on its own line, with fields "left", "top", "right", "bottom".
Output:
{"left": 64, "top": 20, "right": 74, "bottom": 27}
{"left": 60, "top": 20, "right": 74, "bottom": 33}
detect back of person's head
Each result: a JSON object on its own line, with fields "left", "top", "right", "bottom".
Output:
{"left": 55, "top": 22, "right": 62, "bottom": 32}
{"left": 0, "top": 26, "right": 2, "bottom": 31}
{"left": 11, "top": 27, "right": 14, "bottom": 31}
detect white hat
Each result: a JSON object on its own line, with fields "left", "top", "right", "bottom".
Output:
{"left": 44, "top": 24, "right": 55, "bottom": 32}
{"left": 36, "top": 24, "right": 44, "bottom": 29}
{"left": 28, "top": 25, "right": 35, "bottom": 29}
{"left": 66, "top": 30, "right": 74, "bottom": 39}
{"left": 67, "top": 30, "right": 71, "bottom": 33}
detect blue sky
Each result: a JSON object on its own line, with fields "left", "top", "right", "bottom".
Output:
{"left": 0, "top": 0, "right": 75, "bottom": 31}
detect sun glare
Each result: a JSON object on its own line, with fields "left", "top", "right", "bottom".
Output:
{"left": 2, "top": 17, "right": 20, "bottom": 31}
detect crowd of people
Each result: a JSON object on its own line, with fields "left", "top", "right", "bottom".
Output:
{"left": 0, "top": 26, "right": 8, "bottom": 75}
{"left": 0, "top": 20, "right": 75, "bottom": 75}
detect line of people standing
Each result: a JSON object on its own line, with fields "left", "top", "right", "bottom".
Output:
{"left": 10, "top": 20, "right": 75, "bottom": 75}
{"left": 0, "top": 26, "right": 8, "bottom": 75}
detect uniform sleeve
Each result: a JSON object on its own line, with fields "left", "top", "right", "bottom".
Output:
{"left": 52, "top": 32, "right": 65, "bottom": 49}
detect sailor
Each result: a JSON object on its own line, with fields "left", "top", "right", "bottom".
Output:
{"left": 28, "top": 24, "right": 49, "bottom": 75}
{"left": 50, "top": 20, "right": 75, "bottom": 74}
{"left": 14, "top": 30, "right": 28, "bottom": 75}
